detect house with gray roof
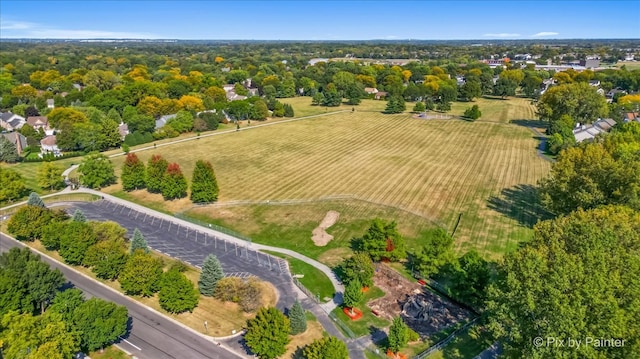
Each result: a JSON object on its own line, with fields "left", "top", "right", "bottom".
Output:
{"left": 1, "top": 132, "right": 27, "bottom": 155}
{"left": 155, "top": 114, "right": 177, "bottom": 130}
{"left": 573, "top": 118, "right": 617, "bottom": 143}
{"left": 0, "top": 112, "right": 26, "bottom": 131}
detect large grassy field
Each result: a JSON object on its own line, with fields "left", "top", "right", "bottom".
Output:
{"left": 104, "top": 97, "right": 550, "bottom": 260}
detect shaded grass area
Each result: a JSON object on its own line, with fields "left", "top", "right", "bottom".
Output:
{"left": 88, "top": 346, "right": 130, "bottom": 359}
{"left": 447, "top": 97, "right": 537, "bottom": 124}
{"left": 284, "top": 312, "right": 326, "bottom": 359}
{"left": 426, "top": 325, "right": 495, "bottom": 359}
{"left": 331, "top": 286, "right": 389, "bottom": 338}
{"left": 263, "top": 250, "right": 335, "bottom": 302}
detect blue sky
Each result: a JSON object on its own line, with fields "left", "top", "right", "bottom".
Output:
{"left": 1, "top": 1, "right": 638, "bottom": 40}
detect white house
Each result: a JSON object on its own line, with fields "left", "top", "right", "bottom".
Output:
{"left": 40, "top": 135, "right": 61, "bottom": 156}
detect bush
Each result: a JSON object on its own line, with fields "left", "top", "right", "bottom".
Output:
{"left": 463, "top": 105, "right": 482, "bottom": 120}
{"left": 214, "top": 276, "right": 264, "bottom": 312}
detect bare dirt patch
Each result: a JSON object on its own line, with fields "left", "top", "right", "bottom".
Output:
{"left": 311, "top": 210, "right": 340, "bottom": 246}
{"left": 368, "top": 264, "right": 472, "bottom": 338}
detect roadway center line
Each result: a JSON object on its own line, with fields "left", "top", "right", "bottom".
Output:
{"left": 119, "top": 337, "right": 142, "bottom": 351}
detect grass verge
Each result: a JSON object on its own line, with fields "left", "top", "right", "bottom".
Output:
{"left": 264, "top": 251, "right": 335, "bottom": 302}
{"left": 330, "top": 286, "right": 389, "bottom": 338}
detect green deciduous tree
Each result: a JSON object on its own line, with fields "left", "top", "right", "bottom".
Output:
{"left": 166, "top": 110, "right": 194, "bottom": 133}
{"left": 59, "top": 221, "right": 97, "bottom": 265}
{"left": 0, "top": 310, "right": 80, "bottom": 359}
{"left": 84, "top": 238, "right": 129, "bottom": 280}
{"left": 7, "top": 205, "right": 52, "bottom": 241}
{"left": 412, "top": 228, "right": 456, "bottom": 278}
{"left": 78, "top": 152, "right": 116, "bottom": 189}
{"left": 359, "top": 219, "right": 406, "bottom": 262}
{"left": 463, "top": 104, "right": 482, "bottom": 120}
{"left": 339, "top": 252, "right": 375, "bottom": 288}
{"left": 91, "top": 220, "right": 127, "bottom": 242}
{"left": 146, "top": 154, "right": 168, "bottom": 193}
{"left": 486, "top": 205, "right": 640, "bottom": 359}
{"left": 49, "top": 288, "right": 85, "bottom": 323}
{"left": 448, "top": 250, "right": 490, "bottom": 308}
{"left": 73, "top": 298, "right": 128, "bottom": 352}
{"left": 288, "top": 299, "right": 307, "bottom": 335}
{"left": 245, "top": 307, "right": 291, "bottom": 359}
{"left": 190, "top": 160, "right": 219, "bottom": 203}
{"left": 121, "top": 152, "right": 146, "bottom": 191}
{"left": 412, "top": 101, "right": 426, "bottom": 113}
{"left": 162, "top": 162, "right": 188, "bottom": 200}
{"left": 0, "top": 167, "right": 28, "bottom": 203}
{"left": 0, "top": 248, "right": 65, "bottom": 316}
{"left": 37, "top": 162, "right": 65, "bottom": 190}
{"left": 198, "top": 254, "right": 224, "bottom": 296}
{"left": 158, "top": 268, "right": 199, "bottom": 314}
{"left": 493, "top": 78, "right": 518, "bottom": 98}
{"left": 537, "top": 82, "right": 608, "bottom": 130}
{"left": 129, "top": 228, "right": 149, "bottom": 254}
{"left": 302, "top": 336, "right": 349, "bottom": 359}
{"left": 119, "top": 250, "right": 163, "bottom": 296}
{"left": 539, "top": 125, "right": 640, "bottom": 214}
{"left": 388, "top": 317, "right": 410, "bottom": 355}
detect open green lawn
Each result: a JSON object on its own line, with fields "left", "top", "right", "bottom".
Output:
{"left": 448, "top": 96, "right": 538, "bottom": 123}
{"left": 426, "top": 325, "right": 494, "bottom": 359}
{"left": 7, "top": 96, "right": 549, "bottom": 260}
{"left": 264, "top": 251, "right": 335, "bottom": 302}
{"left": 615, "top": 61, "right": 640, "bottom": 70}
{"left": 280, "top": 97, "right": 388, "bottom": 117}
{"left": 331, "top": 286, "right": 389, "bottom": 337}
{"left": 89, "top": 346, "right": 130, "bottom": 359}
{"left": 104, "top": 98, "right": 548, "bottom": 260}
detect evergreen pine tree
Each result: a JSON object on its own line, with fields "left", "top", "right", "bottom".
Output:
{"left": 198, "top": 254, "right": 224, "bottom": 296}
{"left": 146, "top": 154, "right": 168, "bottom": 193}
{"left": 129, "top": 228, "right": 149, "bottom": 254}
{"left": 190, "top": 160, "right": 219, "bottom": 203}
{"left": 72, "top": 209, "right": 87, "bottom": 222}
{"left": 27, "top": 192, "right": 46, "bottom": 208}
{"left": 343, "top": 278, "right": 363, "bottom": 315}
{"left": 288, "top": 299, "right": 307, "bottom": 335}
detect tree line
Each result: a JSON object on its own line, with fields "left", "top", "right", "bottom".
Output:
{"left": 0, "top": 247, "right": 128, "bottom": 357}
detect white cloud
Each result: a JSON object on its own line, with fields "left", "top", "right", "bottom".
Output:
{"left": 531, "top": 31, "right": 559, "bottom": 37}
{"left": 0, "top": 18, "right": 158, "bottom": 39}
{"left": 0, "top": 19, "right": 36, "bottom": 30}
{"left": 483, "top": 33, "right": 521, "bottom": 38}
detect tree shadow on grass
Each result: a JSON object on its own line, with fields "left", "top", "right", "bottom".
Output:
{"left": 487, "top": 184, "right": 553, "bottom": 228}
{"left": 509, "top": 119, "right": 548, "bottom": 128}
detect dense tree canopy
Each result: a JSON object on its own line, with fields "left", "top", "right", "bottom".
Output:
{"left": 539, "top": 122, "right": 640, "bottom": 214}
{"left": 302, "top": 336, "right": 349, "bottom": 359}
{"left": 537, "top": 82, "right": 609, "bottom": 131}
{"left": 487, "top": 205, "right": 640, "bottom": 358}
{"left": 0, "top": 167, "right": 28, "bottom": 203}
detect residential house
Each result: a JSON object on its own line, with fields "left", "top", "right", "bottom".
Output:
{"left": 0, "top": 112, "right": 26, "bottom": 131}
{"left": 1, "top": 132, "right": 27, "bottom": 155}
{"left": 226, "top": 92, "right": 247, "bottom": 101}
{"left": 606, "top": 88, "right": 628, "bottom": 103}
{"left": 588, "top": 80, "right": 601, "bottom": 87}
{"left": 623, "top": 112, "right": 639, "bottom": 123}
{"left": 247, "top": 88, "right": 260, "bottom": 97}
{"left": 40, "top": 135, "right": 60, "bottom": 155}
{"left": 46, "top": 99, "right": 55, "bottom": 109}
{"left": 573, "top": 118, "right": 617, "bottom": 142}
{"left": 222, "top": 84, "right": 235, "bottom": 92}
{"left": 155, "top": 114, "right": 176, "bottom": 130}
{"left": 364, "top": 87, "right": 379, "bottom": 95}
{"left": 26, "top": 116, "right": 50, "bottom": 131}
{"left": 374, "top": 92, "right": 388, "bottom": 100}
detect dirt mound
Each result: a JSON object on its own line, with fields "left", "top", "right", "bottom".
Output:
{"left": 311, "top": 210, "right": 340, "bottom": 246}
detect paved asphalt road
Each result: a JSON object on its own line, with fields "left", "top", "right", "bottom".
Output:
{"left": 0, "top": 233, "right": 243, "bottom": 359}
